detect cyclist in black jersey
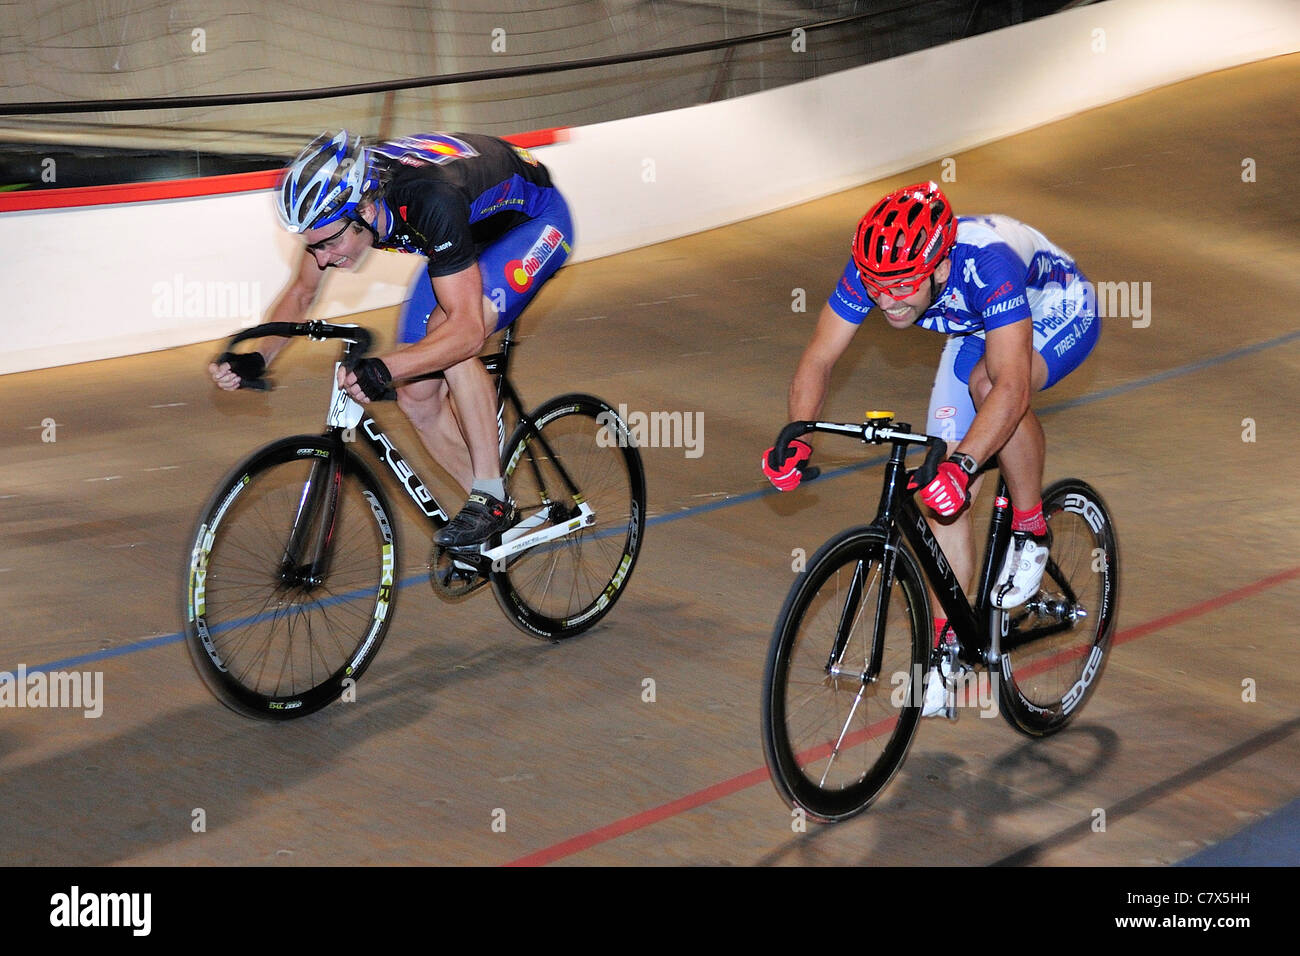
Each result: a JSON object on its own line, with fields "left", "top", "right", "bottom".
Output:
{"left": 209, "top": 130, "right": 574, "bottom": 548}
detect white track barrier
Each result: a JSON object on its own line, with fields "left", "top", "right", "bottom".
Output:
{"left": 2, "top": 0, "right": 1297, "bottom": 374}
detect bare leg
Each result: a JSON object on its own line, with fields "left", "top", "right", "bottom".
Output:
{"left": 397, "top": 378, "right": 474, "bottom": 493}
{"left": 442, "top": 355, "right": 501, "bottom": 480}
{"left": 924, "top": 350, "right": 1049, "bottom": 617}
{"left": 925, "top": 471, "right": 984, "bottom": 615}
{"left": 394, "top": 294, "right": 503, "bottom": 491}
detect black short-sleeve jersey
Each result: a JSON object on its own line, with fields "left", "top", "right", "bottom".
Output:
{"left": 371, "top": 132, "right": 557, "bottom": 278}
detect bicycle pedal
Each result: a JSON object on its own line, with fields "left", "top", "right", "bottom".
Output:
{"left": 429, "top": 546, "right": 489, "bottom": 601}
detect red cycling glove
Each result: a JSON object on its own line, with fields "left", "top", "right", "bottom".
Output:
{"left": 916, "top": 461, "right": 969, "bottom": 516}
{"left": 762, "top": 439, "right": 812, "bottom": 492}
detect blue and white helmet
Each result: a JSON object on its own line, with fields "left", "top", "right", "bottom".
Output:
{"left": 276, "top": 130, "right": 379, "bottom": 233}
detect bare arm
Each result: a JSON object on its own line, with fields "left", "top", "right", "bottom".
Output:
{"left": 788, "top": 301, "right": 861, "bottom": 422}
{"left": 379, "top": 264, "right": 487, "bottom": 381}
{"left": 254, "top": 251, "right": 326, "bottom": 363}
{"left": 210, "top": 251, "right": 325, "bottom": 388}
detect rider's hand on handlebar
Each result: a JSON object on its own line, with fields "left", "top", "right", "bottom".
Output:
{"left": 762, "top": 439, "right": 813, "bottom": 492}
{"left": 339, "top": 356, "right": 393, "bottom": 403}
{"left": 209, "top": 351, "right": 265, "bottom": 391}
{"left": 911, "top": 460, "right": 970, "bottom": 516}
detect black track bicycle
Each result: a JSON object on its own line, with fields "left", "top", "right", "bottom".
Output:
{"left": 184, "top": 320, "right": 645, "bottom": 720}
{"left": 760, "top": 411, "right": 1119, "bottom": 822}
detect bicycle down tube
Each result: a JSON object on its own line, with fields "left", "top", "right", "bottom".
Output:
{"left": 771, "top": 417, "right": 1011, "bottom": 668}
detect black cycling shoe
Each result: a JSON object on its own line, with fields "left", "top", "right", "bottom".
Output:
{"left": 434, "top": 491, "right": 518, "bottom": 550}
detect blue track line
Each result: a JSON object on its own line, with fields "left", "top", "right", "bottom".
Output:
{"left": 11, "top": 327, "right": 1299, "bottom": 675}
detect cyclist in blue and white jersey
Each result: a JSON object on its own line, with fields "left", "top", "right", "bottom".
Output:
{"left": 762, "top": 181, "right": 1100, "bottom": 715}
{"left": 210, "top": 130, "right": 573, "bottom": 548}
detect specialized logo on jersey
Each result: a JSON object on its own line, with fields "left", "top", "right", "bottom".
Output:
{"left": 512, "top": 145, "right": 539, "bottom": 166}
{"left": 984, "top": 294, "right": 1027, "bottom": 317}
{"left": 505, "top": 225, "right": 567, "bottom": 293}
{"left": 372, "top": 134, "right": 479, "bottom": 167}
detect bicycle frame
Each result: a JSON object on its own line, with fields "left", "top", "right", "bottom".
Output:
{"left": 273, "top": 322, "right": 596, "bottom": 577}
{"left": 773, "top": 415, "right": 1070, "bottom": 679}
{"left": 884, "top": 454, "right": 1090, "bottom": 665}
{"left": 870, "top": 439, "right": 1011, "bottom": 670}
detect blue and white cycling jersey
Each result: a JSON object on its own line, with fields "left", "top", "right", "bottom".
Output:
{"left": 831, "top": 214, "right": 1088, "bottom": 338}
{"left": 827, "top": 214, "right": 1100, "bottom": 441}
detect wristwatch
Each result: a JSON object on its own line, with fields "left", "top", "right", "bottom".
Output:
{"left": 947, "top": 452, "right": 979, "bottom": 479}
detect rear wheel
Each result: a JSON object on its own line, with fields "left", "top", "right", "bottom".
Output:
{"left": 762, "top": 527, "right": 929, "bottom": 822}
{"left": 996, "top": 478, "right": 1119, "bottom": 736}
{"left": 183, "top": 436, "right": 397, "bottom": 719}
{"left": 493, "top": 394, "right": 646, "bottom": 640}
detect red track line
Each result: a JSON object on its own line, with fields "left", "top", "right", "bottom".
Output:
{"left": 504, "top": 565, "right": 1300, "bottom": 866}
{"left": 1112, "top": 565, "right": 1300, "bottom": 645}
{"left": 504, "top": 766, "right": 771, "bottom": 867}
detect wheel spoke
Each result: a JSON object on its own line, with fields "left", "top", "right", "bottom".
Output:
{"left": 185, "top": 442, "right": 395, "bottom": 719}
{"left": 762, "top": 529, "right": 925, "bottom": 822}
{"left": 999, "top": 480, "right": 1117, "bottom": 736}
{"left": 494, "top": 400, "right": 644, "bottom": 640}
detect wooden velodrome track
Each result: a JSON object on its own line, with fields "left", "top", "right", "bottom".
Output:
{"left": 1, "top": 55, "right": 1296, "bottom": 867}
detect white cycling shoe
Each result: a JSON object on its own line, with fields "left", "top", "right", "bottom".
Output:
{"left": 921, "top": 667, "right": 951, "bottom": 718}
{"left": 920, "top": 635, "right": 969, "bottom": 719}
{"left": 990, "top": 529, "right": 1051, "bottom": 610}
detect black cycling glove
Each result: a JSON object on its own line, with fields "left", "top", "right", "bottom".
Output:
{"left": 346, "top": 357, "right": 394, "bottom": 401}
{"left": 217, "top": 350, "right": 265, "bottom": 383}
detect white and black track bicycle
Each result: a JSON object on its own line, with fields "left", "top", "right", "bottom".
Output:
{"left": 761, "top": 412, "right": 1119, "bottom": 822}
{"left": 184, "top": 320, "right": 645, "bottom": 719}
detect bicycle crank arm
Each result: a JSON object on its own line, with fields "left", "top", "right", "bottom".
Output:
{"left": 479, "top": 502, "right": 597, "bottom": 564}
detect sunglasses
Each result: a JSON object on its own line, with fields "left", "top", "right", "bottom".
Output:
{"left": 860, "top": 271, "right": 931, "bottom": 302}
{"left": 305, "top": 219, "right": 354, "bottom": 253}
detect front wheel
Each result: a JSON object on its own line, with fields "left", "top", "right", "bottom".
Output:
{"left": 492, "top": 394, "right": 646, "bottom": 640}
{"left": 762, "top": 526, "right": 930, "bottom": 822}
{"left": 995, "top": 478, "right": 1119, "bottom": 737}
{"left": 183, "top": 435, "right": 398, "bottom": 719}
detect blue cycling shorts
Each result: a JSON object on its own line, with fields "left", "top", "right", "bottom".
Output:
{"left": 926, "top": 276, "right": 1099, "bottom": 442}
{"left": 397, "top": 189, "right": 574, "bottom": 343}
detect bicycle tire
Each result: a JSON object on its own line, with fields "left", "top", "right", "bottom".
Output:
{"left": 183, "top": 435, "right": 398, "bottom": 719}
{"left": 995, "top": 478, "right": 1119, "bottom": 737}
{"left": 762, "top": 526, "right": 929, "bottom": 822}
{"left": 491, "top": 394, "right": 646, "bottom": 641}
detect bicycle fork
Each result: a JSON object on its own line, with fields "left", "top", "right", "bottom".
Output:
{"left": 826, "top": 443, "right": 912, "bottom": 687}
{"left": 278, "top": 448, "right": 344, "bottom": 589}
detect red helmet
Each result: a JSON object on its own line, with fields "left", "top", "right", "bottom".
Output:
{"left": 852, "top": 181, "right": 957, "bottom": 299}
